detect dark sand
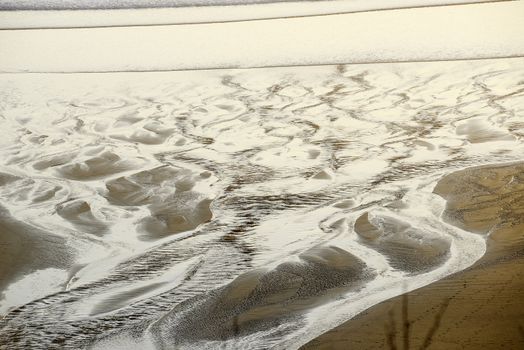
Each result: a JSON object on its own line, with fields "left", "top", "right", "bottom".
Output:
{"left": 0, "top": 204, "right": 73, "bottom": 296}
{"left": 148, "top": 246, "right": 375, "bottom": 348}
{"left": 303, "top": 162, "right": 524, "bottom": 349}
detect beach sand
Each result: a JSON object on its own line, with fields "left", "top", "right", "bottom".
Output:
{"left": 0, "top": 203, "right": 73, "bottom": 294}
{"left": 303, "top": 162, "right": 524, "bottom": 349}
{"left": 1, "top": 57, "right": 523, "bottom": 348}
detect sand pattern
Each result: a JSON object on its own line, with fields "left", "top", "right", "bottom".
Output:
{"left": 303, "top": 162, "right": 524, "bottom": 349}
{"left": 0, "top": 58, "right": 523, "bottom": 349}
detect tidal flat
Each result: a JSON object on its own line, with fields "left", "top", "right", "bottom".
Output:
{"left": 0, "top": 57, "right": 523, "bottom": 349}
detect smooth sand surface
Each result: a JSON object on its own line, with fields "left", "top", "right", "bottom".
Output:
{"left": 0, "top": 203, "right": 73, "bottom": 293}
{"left": 303, "top": 162, "right": 524, "bottom": 349}
{"left": 0, "top": 1, "right": 500, "bottom": 29}
{"left": 1, "top": 1, "right": 524, "bottom": 72}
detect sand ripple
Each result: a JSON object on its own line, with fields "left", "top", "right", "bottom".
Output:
{"left": 0, "top": 58, "right": 523, "bottom": 349}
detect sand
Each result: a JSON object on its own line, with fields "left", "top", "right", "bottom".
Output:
{"left": 0, "top": 203, "right": 73, "bottom": 294}
{"left": 1, "top": 1, "right": 524, "bottom": 72}
{"left": 302, "top": 162, "right": 524, "bottom": 349}
{"left": 1, "top": 58, "right": 523, "bottom": 349}
{"left": 147, "top": 246, "right": 374, "bottom": 349}
{"left": 0, "top": 0, "right": 500, "bottom": 29}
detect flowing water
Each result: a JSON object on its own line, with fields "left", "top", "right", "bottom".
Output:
{"left": 0, "top": 58, "right": 523, "bottom": 349}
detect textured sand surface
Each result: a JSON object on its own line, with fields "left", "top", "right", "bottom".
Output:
{"left": 303, "top": 162, "right": 524, "bottom": 349}
{"left": 0, "top": 58, "right": 523, "bottom": 349}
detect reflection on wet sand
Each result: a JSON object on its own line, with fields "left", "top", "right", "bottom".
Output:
{"left": 303, "top": 162, "right": 524, "bottom": 349}
{"left": 0, "top": 57, "right": 523, "bottom": 349}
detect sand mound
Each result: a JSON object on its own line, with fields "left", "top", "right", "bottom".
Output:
{"left": 456, "top": 118, "right": 516, "bottom": 144}
{"left": 56, "top": 200, "right": 108, "bottom": 236}
{"left": 106, "top": 165, "right": 216, "bottom": 240}
{"left": 57, "top": 150, "right": 136, "bottom": 180}
{"left": 148, "top": 246, "right": 373, "bottom": 346}
{"left": 303, "top": 162, "right": 524, "bottom": 349}
{"left": 0, "top": 205, "right": 73, "bottom": 294}
{"left": 354, "top": 212, "right": 450, "bottom": 273}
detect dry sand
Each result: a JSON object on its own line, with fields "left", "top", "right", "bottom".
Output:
{"left": 302, "top": 162, "right": 524, "bottom": 349}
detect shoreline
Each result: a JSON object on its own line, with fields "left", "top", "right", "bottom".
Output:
{"left": 1, "top": 56, "right": 522, "bottom": 349}
{"left": 1, "top": 1, "right": 523, "bottom": 73}
{"left": 302, "top": 162, "right": 524, "bottom": 349}
{"left": 0, "top": 1, "right": 506, "bottom": 29}
{"left": 1, "top": 55, "right": 523, "bottom": 75}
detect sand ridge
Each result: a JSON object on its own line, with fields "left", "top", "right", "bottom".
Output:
{"left": 0, "top": 58, "right": 523, "bottom": 348}
{"left": 303, "top": 162, "right": 524, "bottom": 349}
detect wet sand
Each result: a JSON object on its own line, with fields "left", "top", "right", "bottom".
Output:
{"left": 0, "top": 58, "right": 523, "bottom": 349}
{"left": 303, "top": 162, "right": 524, "bottom": 349}
{"left": 0, "top": 203, "right": 73, "bottom": 294}
{"left": 145, "top": 246, "right": 374, "bottom": 349}
{"left": 2, "top": 1, "right": 524, "bottom": 73}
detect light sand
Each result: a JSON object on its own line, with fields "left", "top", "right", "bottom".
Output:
{"left": 1, "top": 58, "right": 523, "bottom": 348}
{"left": 1, "top": 1, "right": 524, "bottom": 72}
{"left": 0, "top": 0, "right": 500, "bottom": 29}
{"left": 106, "top": 165, "right": 215, "bottom": 240}
{"left": 303, "top": 162, "right": 524, "bottom": 349}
